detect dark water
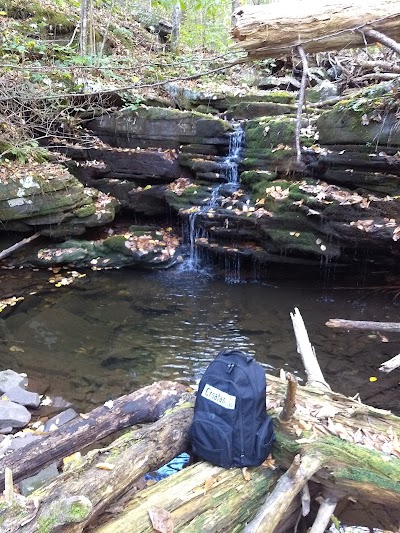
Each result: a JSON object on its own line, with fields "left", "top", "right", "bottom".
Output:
{"left": 0, "top": 266, "right": 399, "bottom": 414}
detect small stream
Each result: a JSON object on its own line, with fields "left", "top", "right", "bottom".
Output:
{"left": 0, "top": 266, "right": 399, "bottom": 415}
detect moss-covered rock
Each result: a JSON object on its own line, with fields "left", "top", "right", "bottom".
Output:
{"left": 87, "top": 105, "right": 233, "bottom": 149}
{"left": 34, "top": 228, "right": 180, "bottom": 269}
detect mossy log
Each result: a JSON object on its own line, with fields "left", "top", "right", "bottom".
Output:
{"left": 231, "top": 0, "right": 400, "bottom": 58}
{"left": 95, "top": 461, "right": 281, "bottom": 533}
{"left": 91, "top": 370, "right": 400, "bottom": 533}
{"left": 0, "top": 407, "right": 193, "bottom": 533}
{"left": 0, "top": 380, "right": 187, "bottom": 491}
{"left": 1, "top": 376, "right": 399, "bottom": 532}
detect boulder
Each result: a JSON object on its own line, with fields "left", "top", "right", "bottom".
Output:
{"left": 0, "top": 401, "right": 31, "bottom": 429}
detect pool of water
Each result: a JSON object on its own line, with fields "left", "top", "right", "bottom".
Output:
{"left": 0, "top": 266, "right": 399, "bottom": 414}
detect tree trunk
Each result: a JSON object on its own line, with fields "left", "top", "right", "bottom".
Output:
{"left": 80, "top": 0, "right": 89, "bottom": 55}
{"left": 1, "top": 407, "right": 193, "bottom": 533}
{"left": 231, "top": 0, "right": 400, "bottom": 58}
{"left": 95, "top": 461, "right": 281, "bottom": 533}
{"left": 0, "top": 380, "right": 187, "bottom": 491}
{"left": 170, "top": 2, "right": 182, "bottom": 53}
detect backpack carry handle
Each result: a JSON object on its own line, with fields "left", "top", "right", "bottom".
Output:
{"left": 219, "top": 349, "right": 254, "bottom": 364}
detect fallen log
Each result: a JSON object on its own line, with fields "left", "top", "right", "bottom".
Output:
{"left": 0, "top": 380, "right": 187, "bottom": 490}
{"left": 96, "top": 461, "right": 281, "bottom": 533}
{"left": 326, "top": 318, "right": 400, "bottom": 331}
{"left": 231, "top": 0, "right": 400, "bottom": 59}
{"left": 1, "top": 374, "right": 399, "bottom": 531}
{"left": 0, "top": 406, "right": 194, "bottom": 532}
{"left": 93, "top": 373, "right": 400, "bottom": 532}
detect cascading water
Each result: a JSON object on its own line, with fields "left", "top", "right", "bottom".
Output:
{"left": 183, "top": 124, "right": 245, "bottom": 271}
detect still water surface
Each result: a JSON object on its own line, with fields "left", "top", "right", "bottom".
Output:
{"left": 1, "top": 267, "right": 399, "bottom": 414}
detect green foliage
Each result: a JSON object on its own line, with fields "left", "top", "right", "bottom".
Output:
{"left": 0, "top": 140, "right": 50, "bottom": 163}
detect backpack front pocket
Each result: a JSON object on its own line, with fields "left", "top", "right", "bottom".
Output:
{"left": 190, "top": 411, "right": 233, "bottom": 468}
{"left": 254, "top": 417, "right": 275, "bottom": 465}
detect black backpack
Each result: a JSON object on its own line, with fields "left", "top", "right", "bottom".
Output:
{"left": 189, "top": 349, "right": 275, "bottom": 468}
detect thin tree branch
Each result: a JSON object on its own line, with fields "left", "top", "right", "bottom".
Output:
{"left": 295, "top": 45, "right": 308, "bottom": 165}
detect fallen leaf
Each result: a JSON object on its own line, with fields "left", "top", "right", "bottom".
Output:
{"left": 148, "top": 506, "right": 174, "bottom": 533}
{"left": 96, "top": 463, "right": 115, "bottom": 471}
{"left": 242, "top": 467, "right": 251, "bottom": 481}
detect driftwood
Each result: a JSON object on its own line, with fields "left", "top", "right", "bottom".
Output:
{"left": 380, "top": 353, "right": 400, "bottom": 372}
{"left": 0, "top": 375, "right": 398, "bottom": 531}
{"left": 0, "top": 232, "right": 41, "bottom": 261}
{"left": 0, "top": 380, "right": 186, "bottom": 490}
{"left": 93, "top": 373, "right": 400, "bottom": 532}
{"left": 96, "top": 461, "right": 281, "bottom": 533}
{"left": 231, "top": 0, "right": 400, "bottom": 58}
{"left": 326, "top": 318, "right": 400, "bottom": 332}
{"left": 290, "top": 307, "right": 330, "bottom": 390}
{"left": 0, "top": 407, "right": 193, "bottom": 532}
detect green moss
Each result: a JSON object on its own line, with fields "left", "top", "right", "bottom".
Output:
{"left": 68, "top": 501, "right": 90, "bottom": 522}
{"left": 37, "top": 516, "right": 58, "bottom": 533}
{"left": 73, "top": 203, "right": 96, "bottom": 218}
{"left": 240, "top": 170, "right": 277, "bottom": 186}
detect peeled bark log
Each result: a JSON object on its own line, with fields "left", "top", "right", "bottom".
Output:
{"left": 0, "top": 380, "right": 187, "bottom": 491}
{"left": 95, "top": 461, "right": 280, "bottom": 533}
{"left": 231, "top": 0, "right": 400, "bottom": 58}
{"left": 0, "top": 407, "right": 193, "bottom": 533}
{"left": 326, "top": 318, "right": 400, "bottom": 331}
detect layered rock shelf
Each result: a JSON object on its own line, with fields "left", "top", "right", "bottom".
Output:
{"left": 1, "top": 80, "right": 400, "bottom": 274}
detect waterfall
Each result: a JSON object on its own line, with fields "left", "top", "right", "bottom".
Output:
{"left": 183, "top": 124, "right": 245, "bottom": 271}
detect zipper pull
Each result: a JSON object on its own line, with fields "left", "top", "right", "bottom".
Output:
{"left": 227, "top": 363, "right": 235, "bottom": 373}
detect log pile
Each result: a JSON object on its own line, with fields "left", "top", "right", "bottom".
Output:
{"left": 231, "top": 0, "right": 400, "bottom": 59}
{"left": 0, "top": 315, "right": 399, "bottom": 532}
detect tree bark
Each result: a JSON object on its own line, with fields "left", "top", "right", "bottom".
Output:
{"left": 95, "top": 460, "right": 281, "bottom": 533}
{"left": 1, "top": 407, "right": 193, "bottom": 533}
{"left": 326, "top": 318, "right": 400, "bottom": 331}
{"left": 231, "top": 0, "right": 400, "bottom": 58}
{"left": 0, "top": 380, "right": 187, "bottom": 491}
{"left": 1, "top": 375, "right": 400, "bottom": 531}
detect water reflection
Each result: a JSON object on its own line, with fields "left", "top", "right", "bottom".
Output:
{"left": 0, "top": 268, "right": 399, "bottom": 414}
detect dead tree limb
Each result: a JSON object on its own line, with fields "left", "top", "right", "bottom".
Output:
{"left": 0, "top": 407, "right": 193, "bottom": 532}
{"left": 244, "top": 453, "right": 326, "bottom": 533}
{"left": 326, "top": 318, "right": 400, "bottom": 332}
{"left": 0, "top": 380, "right": 187, "bottom": 490}
{"left": 279, "top": 373, "right": 298, "bottom": 423}
{"left": 295, "top": 45, "right": 309, "bottom": 165}
{"left": 0, "top": 232, "right": 41, "bottom": 261}
{"left": 309, "top": 491, "right": 342, "bottom": 533}
{"left": 379, "top": 353, "right": 400, "bottom": 372}
{"left": 362, "top": 27, "right": 400, "bottom": 55}
{"left": 290, "top": 307, "right": 331, "bottom": 390}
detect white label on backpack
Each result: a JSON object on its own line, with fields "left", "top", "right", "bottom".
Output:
{"left": 201, "top": 384, "right": 236, "bottom": 410}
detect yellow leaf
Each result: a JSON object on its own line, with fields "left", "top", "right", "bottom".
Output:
{"left": 96, "top": 462, "right": 115, "bottom": 471}
{"left": 369, "top": 376, "right": 378, "bottom": 382}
